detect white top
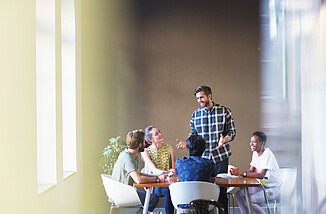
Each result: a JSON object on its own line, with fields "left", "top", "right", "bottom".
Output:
{"left": 250, "top": 148, "right": 282, "bottom": 188}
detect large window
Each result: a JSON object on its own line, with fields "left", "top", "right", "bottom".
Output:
{"left": 61, "top": 0, "right": 77, "bottom": 179}
{"left": 36, "top": 0, "right": 56, "bottom": 193}
{"left": 36, "top": 0, "right": 77, "bottom": 193}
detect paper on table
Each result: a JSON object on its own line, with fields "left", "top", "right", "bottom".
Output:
{"left": 216, "top": 173, "right": 242, "bottom": 178}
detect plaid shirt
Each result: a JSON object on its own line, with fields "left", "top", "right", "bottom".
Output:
{"left": 190, "top": 103, "right": 236, "bottom": 163}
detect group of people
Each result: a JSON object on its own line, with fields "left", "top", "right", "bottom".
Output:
{"left": 111, "top": 85, "right": 282, "bottom": 214}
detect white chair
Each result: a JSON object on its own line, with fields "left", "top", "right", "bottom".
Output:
{"left": 101, "top": 174, "right": 143, "bottom": 214}
{"left": 169, "top": 181, "right": 224, "bottom": 214}
{"left": 261, "top": 167, "right": 297, "bottom": 214}
{"left": 317, "top": 197, "right": 326, "bottom": 214}
{"left": 279, "top": 167, "right": 297, "bottom": 214}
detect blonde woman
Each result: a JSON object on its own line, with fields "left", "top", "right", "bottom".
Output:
{"left": 141, "top": 125, "right": 175, "bottom": 214}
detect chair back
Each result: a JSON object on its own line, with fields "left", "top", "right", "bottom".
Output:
{"left": 279, "top": 168, "right": 297, "bottom": 214}
{"left": 169, "top": 181, "right": 220, "bottom": 209}
{"left": 279, "top": 168, "right": 296, "bottom": 199}
{"left": 101, "top": 174, "right": 142, "bottom": 207}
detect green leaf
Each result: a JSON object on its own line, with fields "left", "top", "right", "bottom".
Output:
{"left": 99, "top": 136, "right": 126, "bottom": 175}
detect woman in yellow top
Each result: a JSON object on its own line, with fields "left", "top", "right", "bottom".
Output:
{"left": 142, "top": 125, "right": 176, "bottom": 214}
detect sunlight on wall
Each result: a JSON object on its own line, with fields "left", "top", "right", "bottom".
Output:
{"left": 36, "top": 0, "right": 57, "bottom": 193}
{"left": 62, "top": 0, "right": 77, "bottom": 179}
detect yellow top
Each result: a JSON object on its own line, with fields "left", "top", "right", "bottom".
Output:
{"left": 145, "top": 143, "right": 171, "bottom": 174}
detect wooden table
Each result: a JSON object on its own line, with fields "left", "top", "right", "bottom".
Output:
{"left": 134, "top": 177, "right": 177, "bottom": 214}
{"left": 134, "top": 177, "right": 175, "bottom": 214}
{"left": 134, "top": 176, "right": 260, "bottom": 214}
{"left": 215, "top": 177, "right": 261, "bottom": 214}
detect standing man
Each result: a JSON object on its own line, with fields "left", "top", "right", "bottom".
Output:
{"left": 177, "top": 85, "right": 236, "bottom": 213}
{"left": 112, "top": 129, "right": 167, "bottom": 212}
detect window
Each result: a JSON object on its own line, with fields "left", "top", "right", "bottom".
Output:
{"left": 36, "top": 0, "right": 77, "bottom": 192}
{"left": 36, "top": 0, "right": 56, "bottom": 193}
{"left": 61, "top": 0, "right": 77, "bottom": 178}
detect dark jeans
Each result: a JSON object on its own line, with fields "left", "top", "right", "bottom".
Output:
{"left": 216, "top": 158, "right": 229, "bottom": 214}
{"left": 153, "top": 187, "right": 175, "bottom": 214}
{"left": 136, "top": 189, "right": 159, "bottom": 212}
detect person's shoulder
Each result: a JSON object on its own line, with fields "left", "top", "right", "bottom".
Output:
{"left": 116, "top": 149, "right": 131, "bottom": 162}
{"left": 191, "top": 108, "right": 205, "bottom": 118}
{"left": 205, "top": 157, "right": 214, "bottom": 162}
{"left": 193, "top": 107, "right": 204, "bottom": 113}
{"left": 120, "top": 148, "right": 128, "bottom": 155}
{"left": 197, "top": 156, "right": 213, "bottom": 164}
{"left": 252, "top": 151, "right": 259, "bottom": 158}
{"left": 175, "top": 157, "right": 187, "bottom": 167}
{"left": 162, "top": 142, "right": 170, "bottom": 147}
{"left": 176, "top": 157, "right": 189, "bottom": 162}
{"left": 265, "top": 147, "right": 272, "bottom": 152}
{"left": 216, "top": 104, "right": 232, "bottom": 111}
{"left": 122, "top": 149, "right": 135, "bottom": 158}
{"left": 147, "top": 145, "right": 155, "bottom": 152}
{"left": 264, "top": 148, "right": 276, "bottom": 157}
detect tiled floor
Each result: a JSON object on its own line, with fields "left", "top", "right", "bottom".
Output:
{"left": 153, "top": 207, "right": 241, "bottom": 214}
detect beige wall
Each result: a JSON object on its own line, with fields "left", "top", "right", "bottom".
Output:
{"left": 0, "top": 0, "right": 84, "bottom": 213}
{"left": 117, "top": 1, "right": 261, "bottom": 169}
{"left": 0, "top": 0, "right": 260, "bottom": 213}
{"left": 80, "top": 0, "right": 131, "bottom": 212}
{"left": 0, "top": 0, "right": 127, "bottom": 213}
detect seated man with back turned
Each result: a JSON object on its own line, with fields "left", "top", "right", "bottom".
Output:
{"left": 175, "top": 134, "right": 217, "bottom": 183}
{"left": 174, "top": 134, "right": 219, "bottom": 213}
{"left": 111, "top": 129, "right": 167, "bottom": 212}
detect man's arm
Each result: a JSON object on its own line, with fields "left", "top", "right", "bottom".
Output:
{"left": 224, "top": 107, "right": 236, "bottom": 141}
{"left": 176, "top": 139, "right": 186, "bottom": 149}
{"left": 217, "top": 134, "right": 232, "bottom": 148}
{"left": 176, "top": 112, "right": 196, "bottom": 149}
{"left": 129, "top": 170, "right": 166, "bottom": 184}
{"left": 190, "top": 112, "right": 196, "bottom": 137}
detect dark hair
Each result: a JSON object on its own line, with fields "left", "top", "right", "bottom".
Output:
{"left": 126, "top": 129, "right": 145, "bottom": 149}
{"left": 186, "top": 135, "right": 206, "bottom": 156}
{"left": 144, "top": 125, "right": 155, "bottom": 148}
{"left": 194, "top": 85, "right": 212, "bottom": 97}
{"left": 252, "top": 131, "right": 267, "bottom": 144}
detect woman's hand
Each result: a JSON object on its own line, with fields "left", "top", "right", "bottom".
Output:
{"left": 168, "top": 169, "right": 175, "bottom": 177}
{"left": 176, "top": 139, "right": 186, "bottom": 149}
{"left": 230, "top": 167, "right": 241, "bottom": 176}
{"left": 158, "top": 174, "right": 168, "bottom": 183}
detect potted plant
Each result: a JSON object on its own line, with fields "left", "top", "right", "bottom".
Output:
{"left": 99, "top": 136, "right": 126, "bottom": 175}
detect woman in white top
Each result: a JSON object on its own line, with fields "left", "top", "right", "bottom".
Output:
{"left": 230, "top": 131, "right": 282, "bottom": 214}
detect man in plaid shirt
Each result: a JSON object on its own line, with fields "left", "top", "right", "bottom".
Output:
{"left": 177, "top": 85, "right": 236, "bottom": 213}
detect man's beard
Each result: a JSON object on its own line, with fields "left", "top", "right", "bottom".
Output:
{"left": 203, "top": 99, "right": 210, "bottom": 107}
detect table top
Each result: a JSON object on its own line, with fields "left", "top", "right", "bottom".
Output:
{"left": 134, "top": 176, "right": 260, "bottom": 188}
{"left": 215, "top": 177, "right": 260, "bottom": 187}
{"left": 134, "top": 181, "right": 172, "bottom": 188}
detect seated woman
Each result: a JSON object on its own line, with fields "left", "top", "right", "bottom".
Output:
{"left": 230, "top": 131, "right": 282, "bottom": 214}
{"left": 141, "top": 125, "right": 176, "bottom": 214}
